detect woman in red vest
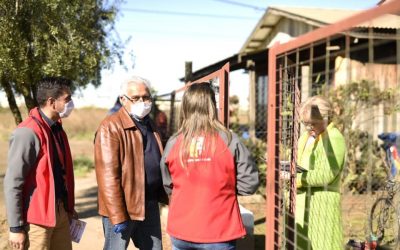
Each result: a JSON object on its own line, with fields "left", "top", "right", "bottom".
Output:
{"left": 160, "top": 82, "right": 259, "bottom": 250}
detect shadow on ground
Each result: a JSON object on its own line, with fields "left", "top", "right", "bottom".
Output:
{"left": 254, "top": 234, "right": 266, "bottom": 249}
{"left": 75, "top": 186, "right": 98, "bottom": 219}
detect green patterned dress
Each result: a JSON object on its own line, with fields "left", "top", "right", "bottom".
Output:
{"left": 295, "top": 123, "right": 346, "bottom": 250}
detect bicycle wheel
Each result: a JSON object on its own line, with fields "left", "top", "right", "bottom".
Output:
{"left": 369, "top": 197, "right": 400, "bottom": 248}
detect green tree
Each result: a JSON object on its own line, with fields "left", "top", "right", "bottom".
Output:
{"left": 0, "top": 0, "right": 125, "bottom": 124}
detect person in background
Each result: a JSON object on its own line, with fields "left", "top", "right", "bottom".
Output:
{"left": 94, "top": 76, "right": 168, "bottom": 250}
{"left": 4, "top": 77, "right": 77, "bottom": 250}
{"left": 377, "top": 132, "right": 400, "bottom": 179}
{"left": 295, "top": 95, "right": 346, "bottom": 249}
{"left": 160, "top": 82, "right": 259, "bottom": 250}
{"left": 153, "top": 103, "right": 169, "bottom": 147}
{"left": 108, "top": 96, "right": 122, "bottom": 115}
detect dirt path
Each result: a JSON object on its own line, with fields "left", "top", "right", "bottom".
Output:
{"left": 0, "top": 167, "right": 263, "bottom": 250}
{"left": 0, "top": 141, "right": 9, "bottom": 250}
{"left": 73, "top": 171, "right": 140, "bottom": 250}
{"left": 73, "top": 171, "right": 263, "bottom": 250}
{"left": 73, "top": 171, "right": 173, "bottom": 250}
{"left": 0, "top": 170, "right": 169, "bottom": 250}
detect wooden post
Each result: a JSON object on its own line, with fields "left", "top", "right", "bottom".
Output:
{"left": 247, "top": 60, "right": 256, "bottom": 138}
{"left": 169, "top": 92, "right": 176, "bottom": 136}
{"left": 185, "top": 61, "right": 192, "bottom": 83}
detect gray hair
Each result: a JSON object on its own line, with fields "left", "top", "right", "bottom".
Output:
{"left": 120, "top": 76, "right": 151, "bottom": 96}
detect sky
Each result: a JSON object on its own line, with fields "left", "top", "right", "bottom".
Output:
{"left": 0, "top": 0, "right": 381, "bottom": 109}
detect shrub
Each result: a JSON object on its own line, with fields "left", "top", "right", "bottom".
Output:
{"left": 73, "top": 155, "right": 94, "bottom": 177}
{"left": 327, "top": 80, "right": 399, "bottom": 193}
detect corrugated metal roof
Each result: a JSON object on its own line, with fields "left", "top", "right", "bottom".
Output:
{"left": 276, "top": 6, "right": 400, "bottom": 29}
{"left": 239, "top": 6, "right": 400, "bottom": 55}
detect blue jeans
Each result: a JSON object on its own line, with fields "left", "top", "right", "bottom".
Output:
{"left": 170, "top": 236, "right": 236, "bottom": 250}
{"left": 102, "top": 200, "right": 162, "bottom": 250}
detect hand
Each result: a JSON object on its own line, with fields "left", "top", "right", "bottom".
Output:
{"left": 113, "top": 221, "right": 129, "bottom": 234}
{"left": 9, "top": 231, "right": 26, "bottom": 250}
{"left": 68, "top": 209, "right": 79, "bottom": 222}
{"left": 72, "top": 209, "right": 79, "bottom": 219}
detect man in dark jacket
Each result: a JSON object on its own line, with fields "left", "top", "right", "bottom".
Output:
{"left": 4, "top": 77, "right": 76, "bottom": 250}
{"left": 94, "top": 76, "right": 168, "bottom": 250}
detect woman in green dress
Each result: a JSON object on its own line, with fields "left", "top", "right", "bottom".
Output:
{"left": 295, "top": 95, "right": 346, "bottom": 249}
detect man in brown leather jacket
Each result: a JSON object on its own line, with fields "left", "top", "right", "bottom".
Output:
{"left": 94, "top": 76, "right": 168, "bottom": 250}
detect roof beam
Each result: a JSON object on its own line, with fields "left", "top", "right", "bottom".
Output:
{"left": 260, "top": 24, "right": 274, "bottom": 29}
{"left": 250, "top": 39, "right": 264, "bottom": 43}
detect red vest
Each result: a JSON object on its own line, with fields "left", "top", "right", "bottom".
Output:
{"left": 165, "top": 135, "right": 246, "bottom": 242}
{"left": 19, "top": 107, "right": 74, "bottom": 227}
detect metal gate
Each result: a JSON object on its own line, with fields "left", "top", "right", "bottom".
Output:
{"left": 154, "top": 62, "right": 230, "bottom": 138}
{"left": 266, "top": 1, "right": 400, "bottom": 249}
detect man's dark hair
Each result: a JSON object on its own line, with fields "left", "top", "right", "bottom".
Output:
{"left": 36, "top": 77, "right": 73, "bottom": 107}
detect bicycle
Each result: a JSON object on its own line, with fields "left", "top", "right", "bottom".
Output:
{"left": 369, "top": 132, "right": 400, "bottom": 249}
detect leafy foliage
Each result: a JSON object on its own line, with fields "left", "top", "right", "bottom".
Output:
{"left": 327, "top": 80, "right": 399, "bottom": 193}
{"left": 73, "top": 155, "right": 94, "bottom": 177}
{"left": 329, "top": 80, "right": 399, "bottom": 132}
{"left": 229, "top": 95, "right": 240, "bottom": 132}
{"left": 230, "top": 80, "right": 398, "bottom": 194}
{"left": 0, "top": 0, "right": 125, "bottom": 124}
{"left": 229, "top": 95, "right": 267, "bottom": 195}
{"left": 242, "top": 138, "right": 267, "bottom": 195}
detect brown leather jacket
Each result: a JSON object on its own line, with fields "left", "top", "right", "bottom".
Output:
{"left": 94, "top": 107, "right": 167, "bottom": 225}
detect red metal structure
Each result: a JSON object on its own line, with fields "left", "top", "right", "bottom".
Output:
{"left": 266, "top": 1, "right": 400, "bottom": 249}
{"left": 186, "top": 62, "right": 230, "bottom": 128}
{"left": 157, "top": 62, "right": 230, "bottom": 136}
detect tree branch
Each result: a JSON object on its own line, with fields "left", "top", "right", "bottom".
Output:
{"left": 0, "top": 74, "right": 22, "bottom": 125}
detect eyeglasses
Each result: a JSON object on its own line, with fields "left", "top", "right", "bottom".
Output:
{"left": 124, "top": 95, "right": 152, "bottom": 103}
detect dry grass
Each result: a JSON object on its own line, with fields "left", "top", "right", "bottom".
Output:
{"left": 62, "top": 107, "right": 108, "bottom": 140}
{"left": 0, "top": 107, "right": 108, "bottom": 173}
{"left": 0, "top": 108, "right": 26, "bottom": 141}
{"left": 0, "top": 106, "right": 108, "bottom": 140}
{"left": 0, "top": 107, "right": 108, "bottom": 250}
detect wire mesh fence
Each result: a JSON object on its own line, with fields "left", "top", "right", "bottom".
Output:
{"left": 153, "top": 63, "right": 229, "bottom": 139}
{"left": 153, "top": 3, "right": 400, "bottom": 249}
{"left": 267, "top": 2, "right": 400, "bottom": 249}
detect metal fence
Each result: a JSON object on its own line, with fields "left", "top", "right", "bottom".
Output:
{"left": 153, "top": 2, "right": 400, "bottom": 249}
{"left": 267, "top": 1, "right": 400, "bottom": 249}
{"left": 153, "top": 62, "right": 230, "bottom": 137}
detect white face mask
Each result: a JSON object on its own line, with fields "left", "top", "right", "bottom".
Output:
{"left": 59, "top": 100, "right": 75, "bottom": 118}
{"left": 130, "top": 101, "right": 152, "bottom": 119}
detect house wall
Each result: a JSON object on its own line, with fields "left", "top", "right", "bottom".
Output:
{"left": 263, "top": 18, "right": 316, "bottom": 48}
{"left": 255, "top": 74, "right": 268, "bottom": 139}
{"left": 252, "top": 18, "right": 400, "bottom": 141}
{"left": 334, "top": 56, "right": 400, "bottom": 136}
{"left": 250, "top": 18, "right": 317, "bottom": 137}
{"left": 248, "top": 62, "right": 257, "bottom": 138}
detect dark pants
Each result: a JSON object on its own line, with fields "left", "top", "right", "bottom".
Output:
{"left": 102, "top": 200, "right": 162, "bottom": 250}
